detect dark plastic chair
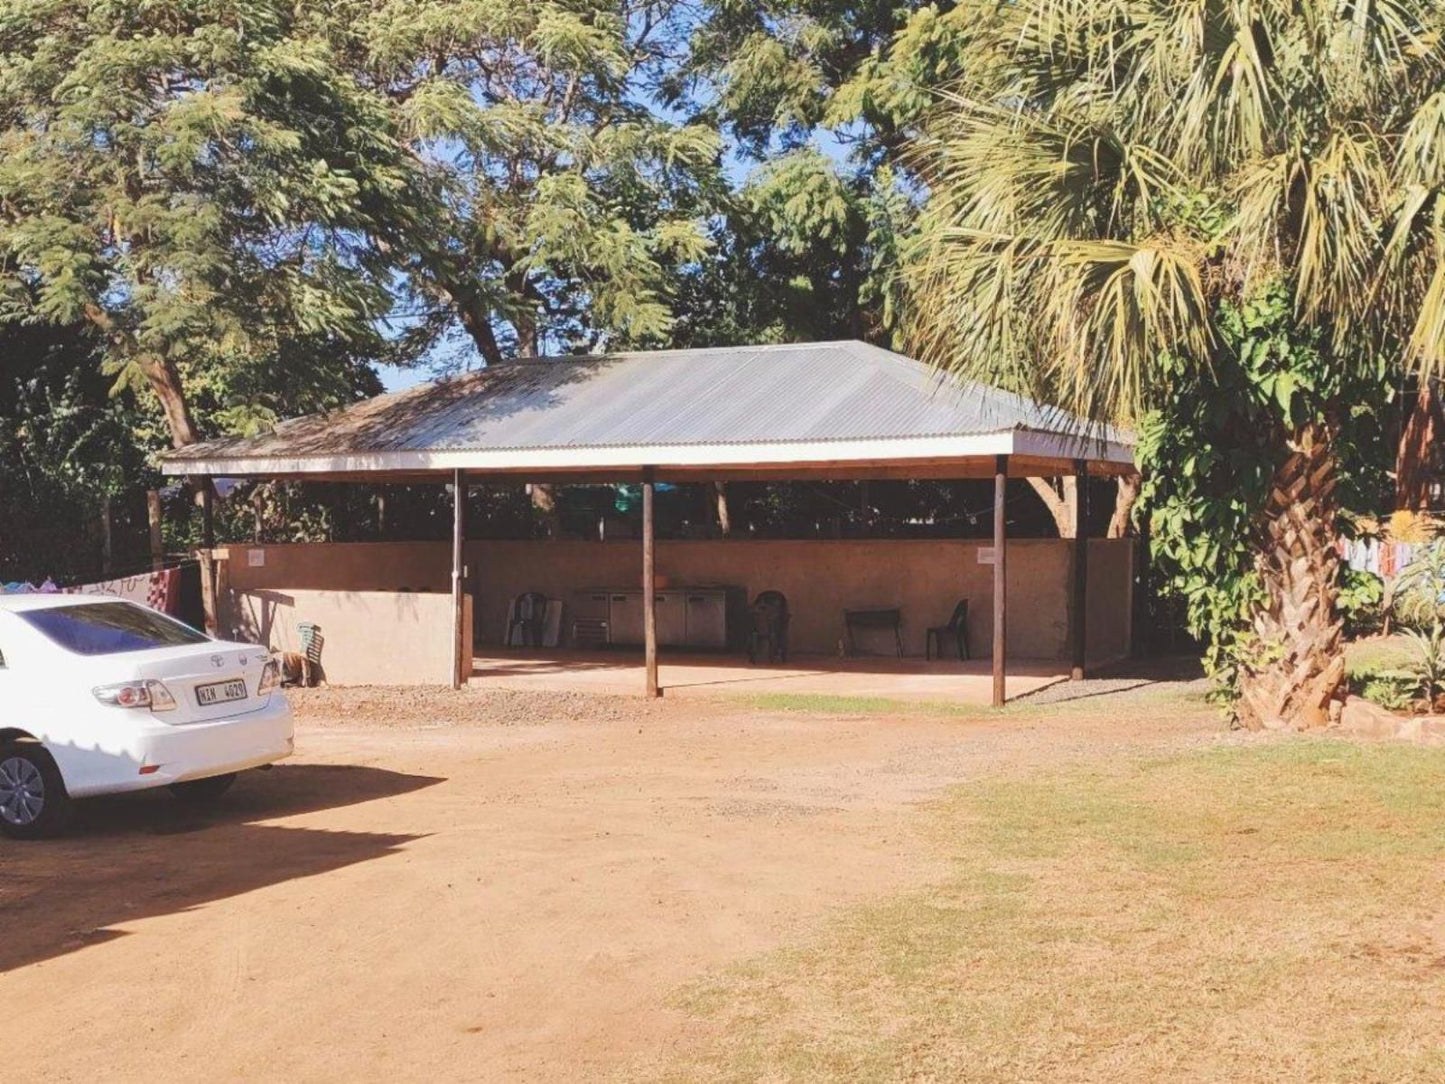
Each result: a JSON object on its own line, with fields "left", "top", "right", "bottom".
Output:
{"left": 508, "top": 591, "right": 548, "bottom": 648}
{"left": 925, "top": 599, "right": 971, "bottom": 661}
{"left": 747, "top": 590, "right": 790, "bottom": 664}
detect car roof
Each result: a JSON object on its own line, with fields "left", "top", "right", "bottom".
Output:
{"left": 0, "top": 592, "right": 122, "bottom": 613}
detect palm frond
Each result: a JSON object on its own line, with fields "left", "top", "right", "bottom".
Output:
{"left": 1405, "top": 249, "right": 1445, "bottom": 374}
{"left": 901, "top": 0, "right": 1445, "bottom": 417}
{"left": 1041, "top": 236, "right": 1213, "bottom": 418}
{"left": 1295, "top": 131, "right": 1388, "bottom": 326}
{"left": 1395, "top": 91, "right": 1445, "bottom": 189}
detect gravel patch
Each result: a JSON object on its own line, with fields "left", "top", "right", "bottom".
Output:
{"left": 1013, "top": 676, "right": 1202, "bottom": 706}
{"left": 287, "top": 684, "right": 683, "bottom": 728}
{"left": 1010, "top": 655, "right": 1210, "bottom": 707}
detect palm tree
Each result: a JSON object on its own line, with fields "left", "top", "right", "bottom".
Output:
{"left": 904, "top": 0, "right": 1445, "bottom": 729}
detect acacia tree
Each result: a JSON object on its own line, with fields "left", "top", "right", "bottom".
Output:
{"left": 0, "top": 0, "right": 433, "bottom": 451}
{"left": 905, "top": 0, "right": 1445, "bottom": 729}
{"left": 339, "top": 0, "right": 726, "bottom": 362}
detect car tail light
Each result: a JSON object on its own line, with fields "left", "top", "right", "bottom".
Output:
{"left": 257, "top": 659, "right": 280, "bottom": 697}
{"left": 93, "top": 680, "right": 176, "bottom": 712}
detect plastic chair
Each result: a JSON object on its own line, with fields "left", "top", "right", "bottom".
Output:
{"left": 925, "top": 600, "right": 971, "bottom": 661}
{"left": 508, "top": 591, "right": 548, "bottom": 648}
{"left": 747, "top": 590, "right": 790, "bottom": 664}
{"left": 296, "top": 621, "right": 324, "bottom": 686}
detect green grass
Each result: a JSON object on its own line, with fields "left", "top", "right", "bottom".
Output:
{"left": 632, "top": 739, "right": 1445, "bottom": 1083}
{"left": 740, "top": 692, "right": 981, "bottom": 717}
{"left": 1347, "top": 634, "right": 1418, "bottom": 680}
{"left": 739, "top": 681, "right": 1209, "bottom": 721}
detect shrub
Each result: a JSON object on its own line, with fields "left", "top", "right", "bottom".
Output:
{"left": 1357, "top": 674, "right": 1415, "bottom": 712}
{"left": 1385, "top": 510, "right": 1439, "bottom": 544}
{"left": 1391, "top": 540, "right": 1445, "bottom": 632}
{"left": 1338, "top": 568, "right": 1385, "bottom": 638}
{"left": 1398, "top": 624, "right": 1445, "bottom": 714}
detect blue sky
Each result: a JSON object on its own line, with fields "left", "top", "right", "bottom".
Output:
{"left": 374, "top": 127, "right": 858, "bottom": 395}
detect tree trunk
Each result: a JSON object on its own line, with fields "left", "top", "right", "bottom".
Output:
{"left": 713, "top": 481, "right": 731, "bottom": 537}
{"left": 252, "top": 486, "right": 266, "bottom": 543}
{"left": 514, "top": 310, "right": 538, "bottom": 357}
{"left": 1396, "top": 379, "right": 1442, "bottom": 511}
{"left": 82, "top": 302, "right": 201, "bottom": 450}
{"left": 1236, "top": 421, "right": 1345, "bottom": 731}
{"left": 446, "top": 280, "right": 504, "bottom": 367}
{"left": 1026, "top": 476, "right": 1076, "bottom": 538}
{"left": 136, "top": 354, "right": 202, "bottom": 448}
{"left": 1107, "top": 475, "right": 1141, "bottom": 539}
{"left": 458, "top": 301, "right": 504, "bottom": 367}
{"left": 530, "top": 482, "right": 560, "bottom": 539}
{"left": 138, "top": 353, "right": 216, "bottom": 523}
{"left": 100, "top": 496, "right": 113, "bottom": 574}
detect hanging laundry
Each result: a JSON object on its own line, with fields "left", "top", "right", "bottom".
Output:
{"left": 62, "top": 568, "right": 180, "bottom": 615}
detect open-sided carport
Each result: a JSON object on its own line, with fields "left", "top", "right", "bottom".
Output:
{"left": 160, "top": 340, "right": 1135, "bottom": 705}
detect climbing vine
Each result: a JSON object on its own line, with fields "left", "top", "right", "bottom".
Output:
{"left": 1135, "top": 284, "right": 1393, "bottom": 699}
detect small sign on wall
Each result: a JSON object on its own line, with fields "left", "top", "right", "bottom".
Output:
{"left": 247, "top": 548, "right": 266, "bottom": 567}
{"left": 977, "top": 547, "right": 996, "bottom": 565}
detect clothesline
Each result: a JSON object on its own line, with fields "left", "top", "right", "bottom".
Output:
{"left": 1339, "top": 539, "right": 1421, "bottom": 579}
{"left": 2, "top": 561, "right": 192, "bottom": 615}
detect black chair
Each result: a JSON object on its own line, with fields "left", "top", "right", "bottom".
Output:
{"left": 507, "top": 591, "right": 548, "bottom": 648}
{"left": 747, "top": 590, "right": 790, "bottom": 664}
{"left": 925, "top": 599, "right": 971, "bottom": 661}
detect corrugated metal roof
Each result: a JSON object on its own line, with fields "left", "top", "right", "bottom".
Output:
{"left": 163, "top": 341, "right": 1126, "bottom": 467}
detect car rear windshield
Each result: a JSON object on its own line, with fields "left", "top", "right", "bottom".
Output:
{"left": 19, "top": 602, "right": 209, "bottom": 656}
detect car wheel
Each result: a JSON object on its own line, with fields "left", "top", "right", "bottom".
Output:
{"left": 168, "top": 772, "right": 238, "bottom": 805}
{"left": 0, "top": 740, "right": 72, "bottom": 840}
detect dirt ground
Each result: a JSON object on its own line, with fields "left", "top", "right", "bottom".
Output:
{"left": 3, "top": 683, "right": 1218, "bottom": 1082}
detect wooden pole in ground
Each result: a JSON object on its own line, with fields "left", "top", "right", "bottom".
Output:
{"left": 1071, "top": 458, "right": 1089, "bottom": 681}
{"left": 198, "top": 477, "right": 216, "bottom": 635}
{"left": 451, "top": 469, "right": 467, "bottom": 690}
{"left": 148, "top": 489, "right": 164, "bottom": 570}
{"left": 992, "top": 455, "right": 1008, "bottom": 707}
{"left": 642, "top": 466, "right": 660, "bottom": 698}
{"left": 200, "top": 480, "right": 214, "bottom": 550}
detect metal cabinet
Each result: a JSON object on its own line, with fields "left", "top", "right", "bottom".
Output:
{"left": 607, "top": 592, "right": 644, "bottom": 644}
{"left": 655, "top": 592, "right": 688, "bottom": 646}
{"left": 574, "top": 587, "right": 731, "bottom": 648}
{"left": 683, "top": 591, "right": 727, "bottom": 649}
{"left": 613, "top": 591, "right": 687, "bottom": 646}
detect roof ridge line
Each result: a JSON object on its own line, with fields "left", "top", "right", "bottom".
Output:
{"left": 498, "top": 339, "right": 858, "bottom": 365}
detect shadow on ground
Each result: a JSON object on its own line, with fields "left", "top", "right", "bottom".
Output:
{"left": 1009, "top": 654, "right": 1208, "bottom": 706}
{"left": 0, "top": 763, "right": 442, "bottom": 973}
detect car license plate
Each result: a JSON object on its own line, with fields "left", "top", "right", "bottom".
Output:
{"left": 196, "top": 679, "right": 248, "bottom": 706}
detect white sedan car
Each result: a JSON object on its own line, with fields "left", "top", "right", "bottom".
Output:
{"left": 0, "top": 593, "right": 294, "bottom": 839}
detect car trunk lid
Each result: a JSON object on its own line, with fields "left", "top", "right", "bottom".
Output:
{"left": 131, "top": 645, "right": 271, "bottom": 723}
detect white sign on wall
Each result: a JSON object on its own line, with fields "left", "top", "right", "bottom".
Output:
{"left": 976, "top": 547, "right": 996, "bottom": 565}
{"left": 247, "top": 548, "right": 266, "bottom": 567}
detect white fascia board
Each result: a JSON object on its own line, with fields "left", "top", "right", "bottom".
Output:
{"left": 159, "top": 430, "right": 1134, "bottom": 477}
{"left": 1009, "top": 429, "right": 1135, "bottom": 465}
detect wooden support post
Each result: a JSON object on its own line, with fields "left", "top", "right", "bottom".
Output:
{"left": 200, "top": 479, "right": 215, "bottom": 549}
{"left": 451, "top": 469, "right": 467, "bottom": 690}
{"left": 642, "top": 466, "right": 660, "bottom": 698}
{"left": 198, "top": 477, "right": 217, "bottom": 635}
{"left": 1071, "top": 458, "right": 1088, "bottom": 681}
{"left": 992, "top": 455, "right": 1008, "bottom": 708}
{"left": 148, "top": 489, "right": 165, "bottom": 570}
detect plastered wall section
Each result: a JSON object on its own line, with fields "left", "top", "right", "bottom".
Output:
{"left": 221, "top": 538, "right": 1133, "bottom": 682}
{"left": 221, "top": 546, "right": 470, "bottom": 685}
